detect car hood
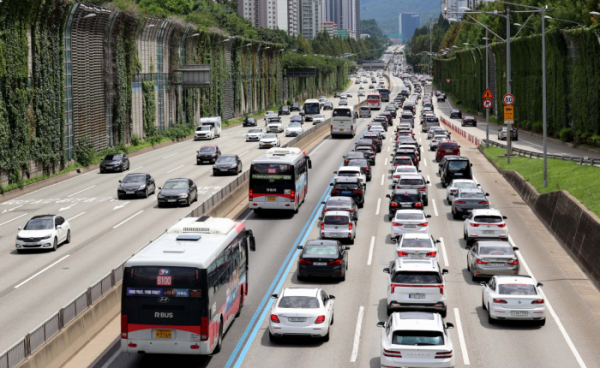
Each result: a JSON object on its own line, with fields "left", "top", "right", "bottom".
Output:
{"left": 214, "top": 162, "right": 236, "bottom": 168}
{"left": 287, "top": 127, "right": 302, "bottom": 132}
{"left": 197, "top": 152, "right": 216, "bottom": 156}
{"left": 120, "top": 182, "right": 144, "bottom": 189}
{"left": 101, "top": 160, "right": 121, "bottom": 165}
{"left": 159, "top": 188, "right": 188, "bottom": 196}
{"left": 18, "top": 230, "right": 54, "bottom": 238}
{"left": 261, "top": 138, "right": 278, "bottom": 142}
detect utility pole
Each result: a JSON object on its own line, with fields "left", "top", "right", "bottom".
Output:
{"left": 541, "top": 7, "right": 548, "bottom": 187}
{"left": 506, "top": 9, "right": 512, "bottom": 164}
{"left": 429, "top": 16, "right": 433, "bottom": 74}
{"left": 485, "top": 29, "right": 489, "bottom": 148}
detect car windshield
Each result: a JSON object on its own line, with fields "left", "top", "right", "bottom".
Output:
{"left": 339, "top": 101, "right": 348, "bottom": 105}
{"left": 123, "top": 175, "right": 145, "bottom": 183}
{"left": 249, "top": 129, "right": 262, "bottom": 133}
{"left": 104, "top": 154, "right": 122, "bottom": 160}
{"left": 395, "top": 212, "right": 424, "bottom": 220}
{"left": 247, "top": 117, "right": 256, "bottom": 122}
{"left": 393, "top": 272, "right": 442, "bottom": 284}
{"left": 324, "top": 215, "right": 350, "bottom": 225}
{"left": 448, "top": 161, "right": 469, "bottom": 171}
{"left": 217, "top": 156, "right": 236, "bottom": 163}
{"left": 163, "top": 181, "right": 188, "bottom": 189}
{"left": 498, "top": 284, "right": 537, "bottom": 295}
{"left": 24, "top": 218, "right": 54, "bottom": 230}
{"left": 454, "top": 182, "right": 476, "bottom": 188}
{"left": 392, "top": 331, "right": 444, "bottom": 346}
{"left": 460, "top": 193, "right": 485, "bottom": 199}
{"left": 278, "top": 296, "right": 320, "bottom": 308}
{"left": 199, "top": 146, "right": 215, "bottom": 153}
{"left": 304, "top": 245, "right": 338, "bottom": 255}
{"left": 402, "top": 238, "right": 432, "bottom": 248}
{"left": 334, "top": 183, "right": 360, "bottom": 190}
{"left": 479, "top": 246, "right": 513, "bottom": 256}
{"left": 360, "top": 107, "right": 370, "bottom": 111}
{"left": 263, "top": 134, "right": 276, "bottom": 138}
{"left": 474, "top": 215, "right": 502, "bottom": 223}
{"left": 288, "top": 123, "right": 301, "bottom": 128}
{"left": 440, "top": 143, "right": 457, "bottom": 149}
{"left": 199, "top": 126, "right": 210, "bottom": 131}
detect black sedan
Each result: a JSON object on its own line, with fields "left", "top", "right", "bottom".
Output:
{"left": 297, "top": 240, "right": 349, "bottom": 281}
{"left": 322, "top": 196, "right": 359, "bottom": 221}
{"left": 361, "top": 132, "right": 382, "bottom": 152}
{"left": 290, "top": 102, "right": 301, "bottom": 111}
{"left": 118, "top": 173, "right": 156, "bottom": 199}
{"left": 330, "top": 178, "right": 365, "bottom": 207}
{"left": 346, "top": 159, "right": 372, "bottom": 182}
{"left": 212, "top": 154, "right": 242, "bottom": 176}
{"left": 100, "top": 153, "right": 130, "bottom": 173}
{"left": 386, "top": 188, "right": 424, "bottom": 219}
{"left": 243, "top": 117, "right": 257, "bottom": 126}
{"left": 462, "top": 116, "right": 477, "bottom": 127}
{"left": 157, "top": 178, "right": 198, "bottom": 207}
{"left": 450, "top": 109, "right": 462, "bottom": 119}
{"left": 196, "top": 145, "right": 221, "bottom": 164}
{"left": 279, "top": 105, "right": 290, "bottom": 115}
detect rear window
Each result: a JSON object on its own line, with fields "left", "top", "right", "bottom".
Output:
{"left": 394, "top": 158, "right": 413, "bottom": 165}
{"left": 304, "top": 245, "right": 338, "bottom": 255}
{"left": 338, "top": 171, "right": 359, "bottom": 177}
{"left": 460, "top": 193, "right": 485, "bottom": 199}
{"left": 392, "top": 331, "right": 444, "bottom": 346}
{"left": 324, "top": 215, "right": 350, "bottom": 225}
{"left": 278, "top": 296, "right": 320, "bottom": 308}
{"left": 348, "top": 159, "right": 368, "bottom": 166}
{"left": 474, "top": 215, "right": 502, "bottom": 223}
{"left": 479, "top": 246, "right": 513, "bottom": 256}
{"left": 394, "top": 212, "right": 425, "bottom": 220}
{"left": 360, "top": 107, "right": 370, "bottom": 111}
{"left": 334, "top": 183, "right": 360, "bottom": 190}
{"left": 448, "top": 161, "right": 469, "bottom": 171}
{"left": 399, "top": 179, "right": 424, "bottom": 186}
{"left": 402, "top": 238, "right": 432, "bottom": 248}
{"left": 392, "top": 193, "right": 420, "bottom": 202}
{"left": 440, "top": 143, "right": 458, "bottom": 149}
{"left": 498, "top": 284, "right": 536, "bottom": 295}
{"left": 393, "top": 271, "right": 442, "bottom": 284}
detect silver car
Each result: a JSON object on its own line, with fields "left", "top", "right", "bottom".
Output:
{"left": 285, "top": 122, "right": 303, "bottom": 137}
{"left": 467, "top": 241, "right": 520, "bottom": 281}
{"left": 359, "top": 106, "right": 371, "bottom": 118}
{"left": 451, "top": 187, "right": 490, "bottom": 219}
{"left": 498, "top": 127, "right": 518, "bottom": 140}
{"left": 396, "top": 174, "right": 429, "bottom": 205}
{"left": 429, "top": 134, "right": 449, "bottom": 151}
{"left": 446, "top": 179, "right": 479, "bottom": 202}
{"left": 246, "top": 128, "right": 263, "bottom": 142}
{"left": 392, "top": 166, "right": 419, "bottom": 184}
{"left": 320, "top": 210, "right": 356, "bottom": 244}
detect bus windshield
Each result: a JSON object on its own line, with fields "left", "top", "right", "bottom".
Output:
{"left": 250, "top": 163, "right": 295, "bottom": 194}
{"left": 304, "top": 103, "right": 320, "bottom": 115}
{"left": 367, "top": 95, "right": 380, "bottom": 101}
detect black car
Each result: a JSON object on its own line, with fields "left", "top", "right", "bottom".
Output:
{"left": 391, "top": 155, "right": 415, "bottom": 167}
{"left": 322, "top": 196, "right": 359, "bottom": 221}
{"left": 279, "top": 105, "right": 290, "bottom": 115}
{"left": 352, "top": 146, "right": 376, "bottom": 166}
{"left": 361, "top": 132, "right": 382, "bottom": 152}
{"left": 334, "top": 93, "right": 341, "bottom": 98}
{"left": 118, "top": 173, "right": 156, "bottom": 199}
{"left": 212, "top": 154, "right": 242, "bottom": 176}
{"left": 290, "top": 115, "right": 304, "bottom": 124}
{"left": 441, "top": 156, "right": 473, "bottom": 187}
{"left": 381, "top": 111, "right": 394, "bottom": 125}
{"left": 290, "top": 102, "right": 301, "bottom": 111}
{"left": 450, "top": 109, "right": 462, "bottom": 119}
{"left": 330, "top": 178, "right": 365, "bottom": 206}
{"left": 392, "top": 149, "right": 419, "bottom": 168}
{"left": 372, "top": 116, "right": 389, "bottom": 130}
{"left": 346, "top": 159, "right": 372, "bottom": 182}
{"left": 355, "top": 138, "right": 378, "bottom": 154}
{"left": 386, "top": 188, "right": 424, "bottom": 219}
{"left": 343, "top": 151, "right": 366, "bottom": 165}
{"left": 100, "top": 153, "right": 130, "bottom": 173}
{"left": 196, "top": 145, "right": 221, "bottom": 164}
{"left": 438, "top": 155, "right": 461, "bottom": 175}
{"left": 243, "top": 116, "right": 257, "bottom": 126}
{"left": 385, "top": 108, "right": 397, "bottom": 119}
{"left": 157, "top": 178, "right": 198, "bottom": 207}
{"left": 322, "top": 102, "right": 334, "bottom": 110}
{"left": 462, "top": 116, "right": 477, "bottom": 127}
{"left": 297, "top": 239, "right": 349, "bottom": 280}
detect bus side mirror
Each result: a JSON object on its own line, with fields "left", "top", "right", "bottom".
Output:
{"left": 308, "top": 160, "right": 312, "bottom": 169}
{"left": 247, "top": 230, "right": 256, "bottom": 251}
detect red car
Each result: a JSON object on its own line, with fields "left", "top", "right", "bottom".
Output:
{"left": 436, "top": 141, "right": 460, "bottom": 162}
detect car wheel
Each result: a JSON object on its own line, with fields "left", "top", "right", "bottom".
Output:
{"left": 65, "top": 230, "right": 71, "bottom": 244}
{"left": 331, "top": 313, "right": 334, "bottom": 325}
{"left": 118, "top": 194, "right": 125, "bottom": 200}
{"left": 236, "top": 292, "right": 243, "bottom": 317}
{"left": 322, "top": 328, "right": 330, "bottom": 342}
{"left": 452, "top": 210, "right": 459, "bottom": 220}
{"left": 195, "top": 191, "right": 198, "bottom": 202}
{"left": 472, "top": 271, "right": 478, "bottom": 282}
{"left": 213, "top": 322, "right": 223, "bottom": 353}
{"left": 386, "top": 305, "right": 393, "bottom": 316}
{"left": 52, "top": 237, "right": 58, "bottom": 251}
{"left": 423, "top": 198, "right": 428, "bottom": 206}
{"left": 537, "top": 319, "right": 546, "bottom": 327}
{"left": 440, "top": 309, "right": 447, "bottom": 318}
{"left": 488, "top": 309, "right": 495, "bottom": 325}
{"left": 120, "top": 164, "right": 125, "bottom": 172}
{"left": 100, "top": 169, "right": 105, "bottom": 173}
{"left": 143, "top": 188, "right": 149, "bottom": 198}
{"left": 269, "top": 331, "right": 280, "bottom": 342}
{"left": 349, "top": 237, "right": 355, "bottom": 245}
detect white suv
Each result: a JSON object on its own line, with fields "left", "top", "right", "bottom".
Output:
{"left": 378, "top": 312, "right": 455, "bottom": 368}
{"left": 334, "top": 166, "right": 366, "bottom": 186}
{"left": 384, "top": 258, "right": 448, "bottom": 316}
{"left": 463, "top": 209, "right": 509, "bottom": 247}
{"left": 321, "top": 210, "right": 356, "bottom": 244}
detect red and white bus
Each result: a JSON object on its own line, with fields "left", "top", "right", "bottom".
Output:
{"left": 367, "top": 94, "right": 381, "bottom": 110}
{"left": 121, "top": 216, "right": 256, "bottom": 355}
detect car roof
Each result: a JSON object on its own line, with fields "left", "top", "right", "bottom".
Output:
{"left": 219, "top": 154, "right": 237, "bottom": 158}
{"left": 395, "top": 166, "right": 418, "bottom": 172}
{"left": 339, "top": 166, "right": 361, "bottom": 171}
{"left": 394, "top": 258, "right": 439, "bottom": 271}
{"left": 324, "top": 210, "right": 353, "bottom": 217}
{"left": 281, "top": 287, "right": 320, "bottom": 297}
{"left": 495, "top": 275, "right": 535, "bottom": 285}
{"left": 472, "top": 208, "right": 502, "bottom": 216}
{"left": 402, "top": 233, "right": 431, "bottom": 240}
{"left": 393, "top": 188, "right": 419, "bottom": 194}
{"left": 397, "top": 174, "right": 422, "bottom": 180}
{"left": 305, "top": 239, "right": 340, "bottom": 247}
{"left": 327, "top": 196, "right": 353, "bottom": 203}
{"left": 391, "top": 312, "right": 443, "bottom": 332}
{"left": 30, "top": 215, "right": 56, "bottom": 220}
{"left": 334, "top": 177, "right": 360, "bottom": 183}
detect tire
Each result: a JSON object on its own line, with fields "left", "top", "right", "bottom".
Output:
{"left": 322, "top": 329, "right": 330, "bottom": 342}
{"left": 143, "top": 188, "right": 148, "bottom": 199}
{"left": 236, "top": 291, "right": 243, "bottom": 317}
{"left": 331, "top": 313, "right": 335, "bottom": 325}
{"left": 440, "top": 309, "right": 447, "bottom": 318}
{"left": 269, "top": 331, "right": 279, "bottom": 342}
{"left": 472, "top": 272, "right": 478, "bottom": 282}
{"left": 423, "top": 198, "right": 428, "bottom": 206}
{"left": 195, "top": 191, "right": 198, "bottom": 202}
{"left": 341, "top": 268, "right": 346, "bottom": 281}
{"left": 349, "top": 237, "right": 355, "bottom": 245}
{"left": 120, "top": 164, "right": 125, "bottom": 172}
{"left": 52, "top": 237, "right": 58, "bottom": 251}
{"left": 185, "top": 197, "right": 191, "bottom": 207}
{"left": 488, "top": 310, "right": 495, "bottom": 325}
{"left": 452, "top": 210, "right": 459, "bottom": 220}
{"left": 386, "top": 305, "right": 393, "bottom": 316}
{"left": 118, "top": 194, "right": 125, "bottom": 200}
{"left": 537, "top": 319, "right": 546, "bottom": 327}
{"left": 65, "top": 230, "right": 71, "bottom": 244}
{"left": 213, "top": 322, "right": 223, "bottom": 353}
{"left": 100, "top": 169, "right": 105, "bottom": 174}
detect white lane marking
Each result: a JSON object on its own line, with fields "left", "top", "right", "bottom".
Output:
{"left": 59, "top": 203, "right": 78, "bottom": 212}
{"left": 439, "top": 237, "right": 449, "bottom": 267}
{"left": 126, "top": 166, "right": 143, "bottom": 173}
{"left": 166, "top": 165, "right": 184, "bottom": 174}
{"left": 453, "top": 308, "right": 471, "bottom": 365}
{"left": 387, "top": 146, "right": 390, "bottom": 152}
{"left": 113, "top": 210, "right": 144, "bottom": 229}
{"left": 473, "top": 175, "right": 479, "bottom": 185}
{"left": 0, "top": 213, "right": 28, "bottom": 227}
{"left": 432, "top": 199, "right": 439, "bottom": 217}
{"left": 238, "top": 150, "right": 250, "bottom": 157}
{"left": 384, "top": 158, "right": 388, "bottom": 165}
{"left": 100, "top": 349, "right": 121, "bottom": 368}
{"left": 2, "top": 205, "right": 23, "bottom": 213}
{"left": 423, "top": 158, "right": 427, "bottom": 167}
{"left": 350, "top": 306, "right": 365, "bottom": 362}
{"left": 427, "top": 175, "right": 432, "bottom": 186}
{"left": 367, "top": 236, "right": 375, "bottom": 266}
{"left": 311, "top": 138, "right": 329, "bottom": 154}
{"left": 67, "top": 212, "right": 86, "bottom": 221}
{"left": 6, "top": 170, "right": 97, "bottom": 202}
{"left": 162, "top": 152, "right": 178, "bottom": 159}
{"left": 376, "top": 198, "right": 381, "bottom": 216}
{"left": 381, "top": 174, "right": 385, "bottom": 186}
{"left": 113, "top": 201, "right": 130, "bottom": 210}
{"left": 67, "top": 185, "right": 96, "bottom": 198}
{"left": 226, "top": 142, "right": 238, "bottom": 147}
{"left": 15, "top": 255, "right": 70, "bottom": 289}
{"left": 510, "top": 235, "right": 587, "bottom": 368}
{"left": 419, "top": 137, "right": 422, "bottom": 142}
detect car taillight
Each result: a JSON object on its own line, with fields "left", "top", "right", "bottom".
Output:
{"left": 330, "top": 125, "right": 333, "bottom": 131}
{"left": 290, "top": 190, "right": 295, "bottom": 200}
{"left": 323, "top": 208, "right": 328, "bottom": 212}
{"left": 351, "top": 125, "right": 354, "bottom": 131}
{"left": 438, "top": 285, "right": 444, "bottom": 295}
{"left": 415, "top": 202, "right": 422, "bottom": 208}
{"left": 393, "top": 175, "right": 400, "bottom": 178}
{"left": 418, "top": 187, "right": 426, "bottom": 191}
{"left": 426, "top": 251, "right": 437, "bottom": 257}
{"left": 418, "top": 222, "right": 428, "bottom": 226}
{"left": 328, "top": 259, "right": 343, "bottom": 266}
{"left": 332, "top": 189, "right": 340, "bottom": 194}
{"left": 201, "top": 317, "right": 209, "bottom": 340}
{"left": 345, "top": 159, "right": 349, "bottom": 163}
{"left": 394, "top": 164, "right": 400, "bottom": 167}
{"left": 271, "top": 314, "right": 281, "bottom": 323}
{"left": 392, "top": 222, "right": 402, "bottom": 226}
{"left": 320, "top": 222, "right": 324, "bottom": 230}
{"left": 121, "top": 315, "right": 128, "bottom": 339}
{"left": 493, "top": 298, "right": 508, "bottom": 304}
{"left": 479, "top": 201, "right": 489, "bottom": 204}
{"left": 315, "top": 315, "right": 326, "bottom": 324}
{"left": 531, "top": 299, "right": 545, "bottom": 304}
{"left": 455, "top": 200, "right": 466, "bottom": 204}
{"left": 508, "top": 259, "right": 519, "bottom": 265}
{"left": 470, "top": 223, "right": 480, "bottom": 227}
{"left": 476, "top": 259, "right": 489, "bottom": 264}
{"left": 397, "top": 251, "right": 408, "bottom": 257}
{"left": 383, "top": 349, "right": 402, "bottom": 358}
{"left": 498, "top": 223, "right": 506, "bottom": 228}
{"left": 375, "top": 140, "right": 380, "bottom": 143}
{"left": 414, "top": 158, "right": 417, "bottom": 162}
{"left": 435, "top": 350, "right": 453, "bottom": 359}
{"left": 353, "top": 189, "right": 362, "bottom": 194}
{"left": 365, "top": 168, "right": 370, "bottom": 171}
{"left": 391, "top": 202, "right": 399, "bottom": 207}
{"left": 348, "top": 223, "right": 353, "bottom": 230}
{"left": 299, "top": 258, "right": 313, "bottom": 265}
{"left": 249, "top": 189, "right": 253, "bottom": 201}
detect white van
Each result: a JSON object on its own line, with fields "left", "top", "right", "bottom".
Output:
{"left": 331, "top": 106, "right": 356, "bottom": 138}
{"left": 199, "top": 116, "right": 222, "bottom": 138}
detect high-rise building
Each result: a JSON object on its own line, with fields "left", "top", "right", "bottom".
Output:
{"left": 398, "top": 13, "right": 420, "bottom": 41}
{"left": 257, "top": 0, "right": 279, "bottom": 29}
{"left": 238, "top": 0, "right": 257, "bottom": 24}
{"left": 300, "top": 0, "right": 321, "bottom": 40}
{"left": 442, "top": 0, "right": 480, "bottom": 19}
{"left": 286, "top": 0, "right": 299, "bottom": 36}
{"left": 321, "top": 21, "right": 337, "bottom": 38}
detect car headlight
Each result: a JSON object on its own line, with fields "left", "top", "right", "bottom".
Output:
{"left": 139, "top": 185, "right": 146, "bottom": 190}
{"left": 179, "top": 193, "right": 189, "bottom": 198}
{"left": 42, "top": 235, "right": 51, "bottom": 240}
{"left": 158, "top": 194, "right": 164, "bottom": 199}
{"left": 212, "top": 153, "right": 217, "bottom": 157}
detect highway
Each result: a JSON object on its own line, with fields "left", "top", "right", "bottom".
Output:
{"left": 94, "top": 69, "right": 600, "bottom": 368}
{"left": 0, "top": 79, "right": 377, "bottom": 354}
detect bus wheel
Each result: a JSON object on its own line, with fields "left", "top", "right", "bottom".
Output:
{"left": 213, "top": 321, "right": 223, "bottom": 354}
{"left": 236, "top": 291, "right": 243, "bottom": 317}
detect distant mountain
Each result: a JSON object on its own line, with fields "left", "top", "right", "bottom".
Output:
{"left": 360, "top": 0, "right": 440, "bottom": 36}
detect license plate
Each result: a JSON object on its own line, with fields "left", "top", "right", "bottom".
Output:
{"left": 203, "top": 161, "right": 209, "bottom": 163}
{"left": 490, "top": 263, "right": 504, "bottom": 267}
{"left": 267, "top": 196, "right": 276, "bottom": 201}
{"left": 126, "top": 191, "right": 134, "bottom": 195}
{"left": 168, "top": 199, "right": 177, "bottom": 202}
{"left": 483, "top": 230, "right": 495, "bottom": 234}
{"left": 341, "top": 191, "right": 352, "bottom": 194}
{"left": 446, "top": 149, "right": 453, "bottom": 152}
{"left": 155, "top": 330, "right": 172, "bottom": 339}
{"left": 313, "top": 262, "right": 327, "bottom": 266}
{"left": 405, "top": 224, "right": 417, "bottom": 228}
{"left": 455, "top": 173, "right": 463, "bottom": 176}
{"left": 340, "top": 129, "right": 344, "bottom": 131}
{"left": 512, "top": 311, "right": 528, "bottom": 316}
{"left": 329, "top": 233, "right": 344, "bottom": 238}
{"left": 220, "top": 169, "right": 228, "bottom": 171}
{"left": 401, "top": 204, "right": 411, "bottom": 208}
{"left": 409, "top": 294, "right": 425, "bottom": 299}
{"left": 288, "top": 317, "right": 306, "bottom": 322}
{"left": 264, "top": 143, "right": 271, "bottom": 146}
{"left": 409, "top": 254, "right": 424, "bottom": 258}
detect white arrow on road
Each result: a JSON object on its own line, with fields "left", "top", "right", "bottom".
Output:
{"left": 59, "top": 203, "right": 78, "bottom": 212}
{"left": 113, "top": 201, "right": 130, "bottom": 210}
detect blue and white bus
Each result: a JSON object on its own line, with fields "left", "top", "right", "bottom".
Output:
{"left": 249, "top": 147, "right": 312, "bottom": 214}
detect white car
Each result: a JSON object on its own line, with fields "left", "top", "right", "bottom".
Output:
{"left": 429, "top": 134, "right": 449, "bottom": 151}
{"left": 285, "top": 122, "right": 303, "bottom": 137}
{"left": 267, "top": 120, "right": 284, "bottom": 133}
{"left": 392, "top": 166, "right": 419, "bottom": 184}
{"left": 427, "top": 127, "right": 449, "bottom": 139}
{"left": 334, "top": 166, "right": 366, "bottom": 185}
{"left": 482, "top": 275, "right": 546, "bottom": 326}
{"left": 194, "top": 125, "right": 214, "bottom": 140}
{"left": 320, "top": 210, "right": 356, "bottom": 244}
{"left": 464, "top": 209, "right": 509, "bottom": 246}
{"left": 395, "top": 233, "right": 440, "bottom": 262}
{"left": 384, "top": 258, "right": 448, "bottom": 316}
{"left": 378, "top": 312, "right": 455, "bottom": 368}
{"left": 446, "top": 179, "right": 479, "bottom": 202}
{"left": 263, "top": 110, "right": 276, "bottom": 120}
{"left": 369, "top": 125, "right": 386, "bottom": 138}
{"left": 312, "top": 114, "right": 326, "bottom": 124}
{"left": 16, "top": 215, "right": 71, "bottom": 252}
{"left": 358, "top": 90, "right": 365, "bottom": 97}
{"left": 259, "top": 133, "right": 280, "bottom": 148}
{"left": 245, "top": 128, "right": 263, "bottom": 142}
{"left": 340, "top": 93, "right": 347, "bottom": 99}
{"left": 391, "top": 209, "right": 431, "bottom": 239}
{"left": 269, "top": 287, "right": 335, "bottom": 341}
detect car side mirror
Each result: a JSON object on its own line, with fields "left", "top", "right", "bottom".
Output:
{"left": 435, "top": 239, "right": 441, "bottom": 243}
{"left": 271, "top": 294, "right": 278, "bottom": 299}
{"left": 537, "top": 283, "right": 544, "bottom": 287}
{"left": 477, "top": 183, "right": 481, "bottom": 186}
{"left": 333, "top": 171, "right": 337, "bottom": 174}
{"left": 297, "top": 245, "right": 304, "bottom": 250}
{"left": 480, "top": 281, "right": 488, "bottom": 286}
{"left": 442, "top": 269, "right": 449, "bottom": 275}
{"left": 446, "top": 322, "right": 455, "bottom": 329}
{"left": 390, "top": 154, "right": 394, "bottom": 157}
{"left": 118, "top": 180, "right": 122, "bottom": 183}
{"left": 329, "top": 295, "right": 335, "bottom": 299}
{"left": 383, "top": 267, "right": 390, "bottom": 274}
{"left": 512, "top": 247, "right": 519, "bottom": 251}
{"left": 486, "top": 193, "right": 490, "bottom": 196}
{"left": 503, "top": 216, "right": 507, "bottom": 219}
{"left": 418, "top": 170, "right": 422, "bottom": 172}
{"left": 426, "top": 215, "right": 432, "bottom": 218}
{"left": 498, "top": 129, "right": 502, "bottom": 131}
{"left": 343, "top": 246, "right": 350, "bottom": 250}
{"left": 329, "top": 183, "right": 334, "bottom": 186}
{"left": 426, "top": 181, "right": 430, "bottom": 184}
{"left": 458, "top": 145, "right": 461, "bottom": 148}
{"left": 18, "top": 226, "right": 23, "bottom": 231}
{"left": 308, "top": 160, "right": 312, "bottom": 169}
{"left": 377, "top": 321, "right": 385, "bottom": 328}
{"left": 386, "top": 194, "right": 391, "bottom": 198}
{"left": 158, "top": 187, "right": 161, "bottom": 190}
{"left": 56, "top": 225, "right": 62, "bottom": 230}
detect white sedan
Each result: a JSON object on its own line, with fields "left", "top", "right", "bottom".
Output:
{"left": 267, "top": 121, "right": 284, "bottom": 133}
{"left": 446, "top": 179, "right": 479, "bottom": 202}
{"left": 16, "top": 215, "right": 71, "bottom": 252}
{"left": 395, "top": 233, "right": 440, "bottom": 262}
{"left": 285, "top": 123, "right": 303, "bottom": 137}
{"left": 391, "top": 210, "right": 431, "bottom": 239}
{"left": 482, "top": 275, "right": 546, "bottom": 326}
{"left": 245, "top": 128, "right": 263, "bottom": 142}
{"left": 259, "top": 133, "right": 280, "bottom": 149}
{"left": 312, "top": 114, "right": 326, "bottom": 124}
{"left": 269, "top": 287, "right": 335, "bottom": 342}
{"left": 464, "top": 208, "right": 509, "bottom": 246}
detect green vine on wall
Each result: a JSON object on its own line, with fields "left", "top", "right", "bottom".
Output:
{"left": 142, "top": 79, "right": 157, "bottom": 137}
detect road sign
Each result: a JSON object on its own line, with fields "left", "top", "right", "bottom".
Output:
{"left": 482, "top": 88, "right": 494, "bottom": 99}
{"left": 504, "top": 106, "right": 514, "bottom": 121}
{"left": 503, "top": 94, "right": 515, "bottom": 106}
{"left": 446, "top": 78, "right": 451, "bottom": 84}
{"left": 483, "top": 99, "right": 493, "bottom": 109}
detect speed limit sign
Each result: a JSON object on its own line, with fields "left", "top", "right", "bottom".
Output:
{"left": 503, "top": 94, "right": 515, "bottom": 106}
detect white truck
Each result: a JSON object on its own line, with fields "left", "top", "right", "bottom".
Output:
{"left": 199, "top": 116, "right": 222, "bottom": 138}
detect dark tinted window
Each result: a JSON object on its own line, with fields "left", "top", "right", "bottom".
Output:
{"left": 448, "top": 161, "right": 469, "bottom": 171}
{"left": 474, "top": 216, "right": 502, "bottom": 223}
{"left": 392, "top": 331, "right": 444, "bottom": 346}
{"left": 324, "top": 215, "right": 350, "bottom": 225}
{"left": 334, "top": 183, "right": 360, "bottom": 190}
{"left": 278, "top": 296, "right": 320, "bottom": 308}
{"left": 333, "top": 108, "right": 352, "bottom": 117}
{"left": 393, "top": 272, "right": 442, "bottom": 284}
{"left": 199, "top": 146, "right": 216, "bottom": 153}
{"left": 440, "top": 143, "right": 458, "bottom": 149}
{"left": 105, "top": 154, "right": 123, "bottom": 160}
{"left": 123, "top": 175, "right": 145, "bottom": 183}
{"left": 399, "top": 179, "right": 424, "bottom": 186}
{"left": 392, "top": 193, "right": 420, "bottom": 202}
{"left": 460, "top": 193, "right": 485, "bottom": 199}
{"left": 348, "top": 159, "right": 368, "bottom": 166}
{"left": 402, "top": 238, "right": 432, "bottom": 248}
{"left": 498, "top": 284, "right": 537, "bottom": 295}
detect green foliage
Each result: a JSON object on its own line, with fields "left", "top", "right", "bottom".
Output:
{"left": 74, "top": 137, "right": 98, "bottom": 167}
{"left": 131, "top": 134, "right": 141, "bottom": 146}
{"left": 142, "top": 80, "right": 157, "bottom": 137}
{"left": 138, "top": 0, "right": 193, "bottom": 17}
{"left": 557, "top": 128, "right": 574, "bottom": 142}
